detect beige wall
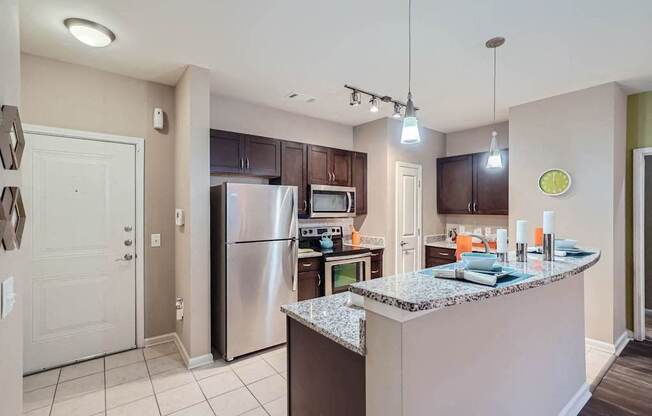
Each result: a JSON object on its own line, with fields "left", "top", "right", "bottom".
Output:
{"left": 211, "top": 95, "right": 353, "bottom": 149}
{"left": 174, "top": 65, "right": 212, "bottom": 360}
{"left": 0, "top": 1, "right": 24, "bottom": 414}
{"left": 353, "top": 118, "right": 446, "bottom": 275}
{"left": 509, "top": 83, "right": 627, "bottom": 344}
{"left": 19, "top": 53, "right": 177, "bottom": 338}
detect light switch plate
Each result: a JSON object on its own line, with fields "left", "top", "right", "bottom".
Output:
{"left": 151, "top": 233, "right": 161, "bottom": 248}
{"left": 1, "top": 276, "right": 16, "bottom": 319}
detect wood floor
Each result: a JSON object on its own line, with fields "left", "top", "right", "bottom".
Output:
{"left": 580, "top": 340, "right": 652, "bottom": 415}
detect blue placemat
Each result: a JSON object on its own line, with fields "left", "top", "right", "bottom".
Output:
{"left": 419, "top": 263, "right": 534, "bottom": 288}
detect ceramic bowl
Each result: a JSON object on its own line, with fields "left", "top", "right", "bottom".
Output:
{"left": 460, "top": 252, "right": 498, "bottom": 271}
{"left": 555, "top": 239, "right": 577, "bottom": 250}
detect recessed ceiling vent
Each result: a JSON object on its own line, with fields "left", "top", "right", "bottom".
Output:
{"left": 285, "top": 92, "right": 316, "bottom": 103}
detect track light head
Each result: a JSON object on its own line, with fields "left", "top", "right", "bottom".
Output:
{"left": 369, "top": 97, "right": 379, "bottom": 113}
{"left": 349, "top": 91, "right": 361, "bottom": 106}
{"left": 392, "top": 102, "right": 402, "bottom": 118}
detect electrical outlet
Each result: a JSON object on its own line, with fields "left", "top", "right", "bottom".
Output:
{"left": 151, "top": 233, "right": 161, "bottom": 248}
{"left": 1, "top": 276, "right": 16, "bottom": 319}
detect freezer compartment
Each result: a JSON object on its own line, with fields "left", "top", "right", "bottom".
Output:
{"left": 225, "top": 239, "right": 298, "bottom": 360}
{"left": 225, "top": 183, "right": 297, "bottom": 243}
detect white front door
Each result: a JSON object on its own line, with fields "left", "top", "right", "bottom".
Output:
{"left": 23, "top": 131, "right": 137, "bottom": 373}
{"left": 395, "top": 162, "right": 422, "bottom": 274}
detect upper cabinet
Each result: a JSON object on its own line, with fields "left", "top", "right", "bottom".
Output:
{"left": 273, "top": 141, "right": 308, "bottom": 215}
{"left": 209, "top": 129, "right": 280, "bottom": 177}
{"left": 436, "top": 150, "right": 508, "bottom": 215}
{"left": 308, "top": 145, "right": 351, "bottom": 186}
{"left": 351, "top": 152, "right": 367, "bottom": 215}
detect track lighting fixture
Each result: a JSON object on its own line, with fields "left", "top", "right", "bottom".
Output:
{"left": 369, "top": 97, "right": 379, "bottom": 113}
{"left": 349, "top": 90, "right": 361, "bottom": 106}
{"left": 392, "top": 102, "right": 402, "bottom": 119}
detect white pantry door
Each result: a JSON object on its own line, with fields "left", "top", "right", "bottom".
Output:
{"left": 23, "top": 131, "right": 137, "bottom": 373}
{"left": 395, "top": 162, "right": 422, "bottom": 274}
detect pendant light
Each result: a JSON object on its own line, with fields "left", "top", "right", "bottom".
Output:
{"left": 401, "top": 0, "right": 420, "bottom": 144}
{"left": 485, "top": 37, "right": 505, "bottom": 168}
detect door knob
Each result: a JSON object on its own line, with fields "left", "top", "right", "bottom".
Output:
{"left": 115, "top": 254, "right": 133, "bottom": 261}
{"left": 124, "top": 239, "right": 133, "bottom": 246}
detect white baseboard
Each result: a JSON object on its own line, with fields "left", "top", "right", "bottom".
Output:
{"left": 144, "top": 332, "right": 214, "bottom": 369}
{"left": 558, "top": 383, "right": 591, "bottom": 416}
{"left": 585, "top": 331, "right": 631, "bottom": 355}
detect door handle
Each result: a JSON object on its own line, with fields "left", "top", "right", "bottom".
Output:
{"left": 124, "top": 225, "right": 133, "bottom": 232}
{"left": 303, "top": 200, "right": 307, "bottom": 212}
{"left": 332, "top": 172, "right": 336, "bottom": 182}
{"left": 115, "top": 253, "right": 133, "bottom": 261}
{"left": 400, "top": 241, "right": 407, "bottom": 247}
{"left": 246, "top": 158, "right": 250, "bottom": 169}
{"left": 473, "top": 202, "right": 478, "bottom": 212}
{"left": 302, "top": 263, "right": 313, "bottom": 267}
{"left": 467, "top": 202, "right": 472, "bottom": 213}
{"left": 240, "top": 158, "right": 244, "bottom": 169}
{"left": 317, "top": 273, "right": 321, "bottom": 287}
{"left": 124, "top": 239, "right": 133, "bottom": 246}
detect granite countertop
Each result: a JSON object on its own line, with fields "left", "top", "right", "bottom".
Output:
{"left": 350, "top": 250, "right": 600, "bottom": 313}
{"left": 281, "top": 292, "right": 366, "bottom": 355}
{"left": 298, "top": 251, "right": 322, "bottom": 259}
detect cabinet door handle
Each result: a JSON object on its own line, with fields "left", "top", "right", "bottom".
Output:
{"left": 473, "top": 202, "right": 477, "bottom": 212}
{"left": 439, "top": 252, "right": 451, "bottom": 257}
{"left": 317, "top": 273, "right": 322, "bottom": 287}
{"left": 328, "top": 171, "right": 333, "bottom": 182}
{"left": 302, "top": 263, "right": 312, "bottom": 267}
{"left": 303, "top": 200, "right": 307, "bottom": 212}
{"left": 240, "top": 158, "right": 244, "bottom": 169}
{"left": 371, "top": 253, "right": 379, "bottom": 257}
{"left": 332, "top": 172, "right": 336, "bottom": 182}
{"left": 246, "top": 158, "right": 250, "bottom": 169}
{"left": 467, "top": 202, "right": 472, "bottom": 213}
{"left": 372, "top": 269, "right": 379, "bottom": 274}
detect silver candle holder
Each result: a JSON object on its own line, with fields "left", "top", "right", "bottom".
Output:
{"left": 496, "top": 252, "right": 508, "bottom": 263}
{"left": 516, "top": 243, "right": 527, "bottom": 262}
{"left": 543, "top": 233, "right": 555, "bottom": 261}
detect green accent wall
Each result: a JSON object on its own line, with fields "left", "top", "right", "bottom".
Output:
{"left": 626, "top": 91, "right": 652, "bottom": 329}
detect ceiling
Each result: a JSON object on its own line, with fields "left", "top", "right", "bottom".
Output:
{"left": 19, "top": 0, "right": 652, "bottom": 133}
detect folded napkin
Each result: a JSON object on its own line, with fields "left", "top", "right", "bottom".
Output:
{"left": 527, "top": 247, "right": 594, "bottom": 257}
{"left": 432, "top": 268, "right": 497, "bottom": 287}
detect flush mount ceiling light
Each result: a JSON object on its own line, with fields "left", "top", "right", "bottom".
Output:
{"left": 485, "top": 36, "right": 505, "bottom": 168}
{"left": 349, "top": 90, "right": 361, "bottom": 106}
{"left": 400, "top": 0, "right": 420, "bottom": 144}
{"left": 64, "top": 18, "right": 115, "bottom": 47}
{"left": 369, "top": 97, "right": 380, "bottom": 113}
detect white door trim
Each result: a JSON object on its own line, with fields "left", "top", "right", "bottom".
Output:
{"left": 633, "top": 147, "right": 652, "bottom": 341}
{"left": 23, "top": 124, "right": 146, "bottom": 348}
{"left": 395, "top": 161, "right": 423, "bottom": 272}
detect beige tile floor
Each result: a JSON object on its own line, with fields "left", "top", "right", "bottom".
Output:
{"left": 24, "top": 339, "right": 612, "bottom": 415}
{"left": 23, "top": 342, "right": 287, "bottom": 416}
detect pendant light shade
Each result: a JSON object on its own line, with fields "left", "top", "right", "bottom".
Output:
{"left": 486, "top": 131, "right": 502, "bottom": 168}
{"left": 401, "top": 92, "right": 420, "bottom": 144}
{"left": 485, "top": 36, "right": 505, "bottom": 168}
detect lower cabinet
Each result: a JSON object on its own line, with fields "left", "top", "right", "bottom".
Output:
{"left": 425, "top": 246, "right": 456, "bottom": 268}
{"left": 297, "top": 257, "right": 322, "bottom": 301}
{"left": 370, "top": 249, "right": 384, "bottom": 279}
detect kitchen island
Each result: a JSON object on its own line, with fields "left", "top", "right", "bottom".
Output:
{"left": 281, "top": 251, "right": 600, "bottom": 416}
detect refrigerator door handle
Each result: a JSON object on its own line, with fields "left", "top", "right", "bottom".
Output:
{"left": 291, "top": 238, "right": 298, "bottom": 292}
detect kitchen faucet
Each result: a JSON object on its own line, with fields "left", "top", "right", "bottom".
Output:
{"left": 469, "top": 234, "right": 490, "bottom": 253}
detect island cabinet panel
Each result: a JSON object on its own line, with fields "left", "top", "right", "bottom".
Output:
{"left": 473, "top": 150, "right": 509, "bottom": 215}
{"left": 352, "top": 152, "right": 367, "bottom": 215}
{"left": 244, "top": 135, "right": 281, "bottom": 177}
{"left": 425, "top": 246, "right": 456, "bottom": 268}
{"left": 288, "top": 318, "right": 365, "bottom": 416}
{"left": 210, "top": 130, "right": 244, "bottom": 174}
{"left": 370, "top": 248, "right": 383, "bottom": 279}
{"left": 297, "top": 270, "right": 321, "bottom": 301}
{"left": 307, "top": 145, "right": 331, "bottom": 185}
{"left": 436, "top": 150, "right": 509, "bottom": 215}
{"left": 274, "top": 141, "right": 308, "bottom": 215}
{"left": 437, "top": 154, "right": 474, "bottom": 214}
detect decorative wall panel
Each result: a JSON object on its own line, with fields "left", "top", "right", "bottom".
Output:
{"left": 1, "top": 186, "right": 26, "bottom": 250}
{"left": 0, "top": 105, "right": 25, "bottom": 170}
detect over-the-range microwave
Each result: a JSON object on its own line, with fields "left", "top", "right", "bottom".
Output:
{"left": 309, "top": 184, "right": 356, "bottom": 218}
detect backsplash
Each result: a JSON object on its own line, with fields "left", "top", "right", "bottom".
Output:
{"left": 298, "top": 218, "right": 354, "bottom": 234}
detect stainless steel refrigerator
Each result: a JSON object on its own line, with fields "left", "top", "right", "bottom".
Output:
{"left": 211, "top": 183, "right": 298, "bottom": 361}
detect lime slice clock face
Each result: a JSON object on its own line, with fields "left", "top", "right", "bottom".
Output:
{"left": 538, "top": 169, "right": 571, "bottom": 196}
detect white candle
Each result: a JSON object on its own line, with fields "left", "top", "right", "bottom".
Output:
{"left": 496, "top": 229, "right": 507, "bottom": 253}
{"left": 543, "top": 211, "right": 555, "bottom": 234}
{"left": 516, "top": 220, "right": 528, "bottom": 244}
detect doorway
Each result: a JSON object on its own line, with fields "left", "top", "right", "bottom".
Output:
{"left": 22, "top": 125, "right": 144, "bottom": 373}
{"left": 633, "top": 148, "right": 652, "bottom": 341}
{"left": 395, "top": 161, "right": 422, "bottom": 274}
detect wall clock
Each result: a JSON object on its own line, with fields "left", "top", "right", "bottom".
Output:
{"left": 538, "top": 168, "right": 572, "bottom": 196}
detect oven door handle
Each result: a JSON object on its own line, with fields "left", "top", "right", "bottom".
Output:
{"left": 325, "top": 253, "right": 371, "bottom": 262}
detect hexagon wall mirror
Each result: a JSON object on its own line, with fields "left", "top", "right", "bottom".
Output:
{"left": 0, "top": 105, "right": 25, "bottom": 170}
{"left": 1, "top": 187, "right": 26, "bottom": 250}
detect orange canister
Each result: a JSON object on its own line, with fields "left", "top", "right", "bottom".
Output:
{"left": 534, "top": 227, "right": 544, "bottom": 246}
{"left": 455, "top": 234, "right": 473, "bottom": 261}
{"left": 351, "top": 226, "right": 361, "bottom": 246}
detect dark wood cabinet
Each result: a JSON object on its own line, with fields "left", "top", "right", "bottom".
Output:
{"left": 297, "top": 257, "right": 322, "bottom": 301}
{"left": 425, "top": 246, "right": 456, "bottom": 268}
{"left": 352, "top": 152, "right": 367, "bottom": 215}
{"left": 273, "top": 141, "right": 308, "bottom": 215}
{"left": 436, "top": 150, "right": 508, "bottom": 215}
{"left": 437, "top": 155, "right": 474, "bottom": 214}
{"left": 370, "top": 248, "right": 383, "bottom": 279}
{"left": 210, "top": 130, "right": 244, "bottom": 174}
{"left": 473, "top": 150, "right": 508, "bottom": 215}
{"left": 308, "top": 145, "right": 352, "bottom": 186}
{"left": 209, "top": 129, "right": 280, "bottom": 177}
